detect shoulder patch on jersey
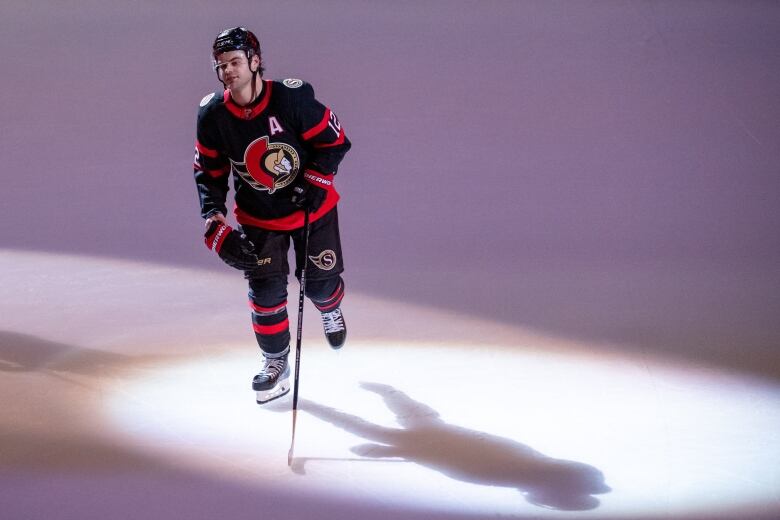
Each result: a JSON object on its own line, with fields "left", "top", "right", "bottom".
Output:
{"left": 199, "top": 92, "right": 216, "bottom": 107}
{"left": 282, "top": 78, "right": 303, "bottom": 88}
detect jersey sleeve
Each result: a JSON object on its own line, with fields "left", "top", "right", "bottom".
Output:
{"left": 194, "top": 96, "right": 230, "bottom": 219}
{"left": 292, "top": 82, "right": 352, "bottom": 175}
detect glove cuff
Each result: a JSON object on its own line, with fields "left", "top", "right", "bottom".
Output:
{"left": 205, "top": 221, "right": 232, "bottom": 253}
{"left": 303, "top": 170, "right": 334, "bottom": 189}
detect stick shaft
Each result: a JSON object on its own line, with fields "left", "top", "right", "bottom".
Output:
{"left": 288, "top": 208, "right": 310, "bottom": 466}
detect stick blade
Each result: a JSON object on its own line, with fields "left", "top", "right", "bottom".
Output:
{"left": 288, "top": 408, "right": 298, "bottom": 467}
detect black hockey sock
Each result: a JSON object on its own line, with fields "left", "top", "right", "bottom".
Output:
{"left": 250, "top": 298, "right": 290, "bottom": 355}
{"left": 308, "top": 278, "right": 344, "bottom": 313}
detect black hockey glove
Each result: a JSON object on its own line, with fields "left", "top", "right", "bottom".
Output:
{"left": 291, "top": 170, "right": 332, "bottom": 212}
{"left": 204, "top": 221, "right": 262, "bottom": 271}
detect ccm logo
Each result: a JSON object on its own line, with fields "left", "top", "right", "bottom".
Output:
{"left": 304, "top": 172, "right": 332, "bottom": 187}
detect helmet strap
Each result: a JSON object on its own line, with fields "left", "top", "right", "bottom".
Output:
{"left": 251, "top": 73, "right": 258, "bottom": 102}
{"left": 248, "top": 51, "right": 261, "bottom": 103}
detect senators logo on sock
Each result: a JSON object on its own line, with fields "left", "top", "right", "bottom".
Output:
{"left": 309, "top": 250, "right": 337, "bottom": 271}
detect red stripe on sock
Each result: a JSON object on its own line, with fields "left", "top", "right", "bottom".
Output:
{"left": 249, "top": 300, "right": 287, "bottom": 314}
{"left": 324, "top": 281, "right": 344, "bottom": 302}
{"left": 315, "top": 290, "right": 344, "bottom": 312}
{"left": 253, "top": 319, "right": 289, "bottom": 335}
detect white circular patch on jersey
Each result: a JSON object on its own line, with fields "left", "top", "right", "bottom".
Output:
{"left": 282, "top": 78, "right": 303, "bottom": 88}
{"left": 199, "top": 92, "right": 215, "bottom": 107}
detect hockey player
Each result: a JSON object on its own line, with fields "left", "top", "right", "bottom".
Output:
{"left": 194, "top": 27, "right": 351, "bottom": 403}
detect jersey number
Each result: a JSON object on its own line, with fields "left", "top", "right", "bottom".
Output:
{"left": 327, "top": 111, "right": 341, "bottom": 135}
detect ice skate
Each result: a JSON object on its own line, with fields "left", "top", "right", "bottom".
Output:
{"left": 320, "top": 307, "right": 347, "bottom": 349}
{"left": 252, "top": 353, "right": 290, "bottom": 404}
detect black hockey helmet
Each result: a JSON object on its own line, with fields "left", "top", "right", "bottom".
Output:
{"left": 213, "top": 27, "right": 260, "bottom": 60}
{"left": 212, "top": 27, "right": 264, "bottom": 75}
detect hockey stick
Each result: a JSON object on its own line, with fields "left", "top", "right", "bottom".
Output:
{"left": 288, "top": 207, "right": 310, "bottom": 466}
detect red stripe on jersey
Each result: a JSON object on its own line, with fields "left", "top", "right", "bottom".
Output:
{"left": 249, "top": 300, "right": 287, "bottom": 314}
{"left": 206, "top": 165, "right": 229, "bottom": 178}
{"left": 253, "top": 319, "right": 289, "bottom": 335}
{"left": 196, "top": 139, "right": 219, "bottom": 158}
{"left": 301, "top": 108, "right": 331, "bottom": 141}
{"left": 223, "top": 80, "right": 273, "bottom": 120}
{"left": 313, "top": 128, "right": 346, "bottom": 149}
{"left": 235, "top": 190, "right": 340, "bottom": 231}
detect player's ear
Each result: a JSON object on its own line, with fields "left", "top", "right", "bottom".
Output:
{"left": 250, "top": 54, "right": 260, "bottom": 73}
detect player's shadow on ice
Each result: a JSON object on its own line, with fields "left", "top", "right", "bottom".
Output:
{"left": 0, "top": 330, "right": 169, "bottom": 376}
{"left": 290, "top": 382, "right": 611, "bottom": 511}
{"left": 0, "top": 331, "right": 127, "bottom": 375}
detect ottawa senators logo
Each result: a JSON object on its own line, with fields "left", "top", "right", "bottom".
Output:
{"left": 230, "top": 137, "right": 300, "bottom": 193}
{"left": 309, "top": 250, "right": 337, "bottom": 271}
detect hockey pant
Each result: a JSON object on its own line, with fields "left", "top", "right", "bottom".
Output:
{"left": 243, "top": 208, "right": 345, "bottom": 356}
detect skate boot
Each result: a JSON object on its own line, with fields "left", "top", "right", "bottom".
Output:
{"left": 252, "top": 353, "right": 290, "bottom": 404}
{"left": 320, "top": 307, "right": 347, "bottom": 350}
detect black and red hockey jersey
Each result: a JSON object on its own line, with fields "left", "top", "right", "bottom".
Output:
{"left": 194, "top": 78, "right": 351, "bottom": 231}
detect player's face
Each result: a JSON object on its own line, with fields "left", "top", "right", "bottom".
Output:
{"left": 214, "top": 50, "right": 254, "bottom": 90}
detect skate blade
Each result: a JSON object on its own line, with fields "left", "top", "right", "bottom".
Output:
{"left": 256, "top": 379, "right": 290, "bottom": 404}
